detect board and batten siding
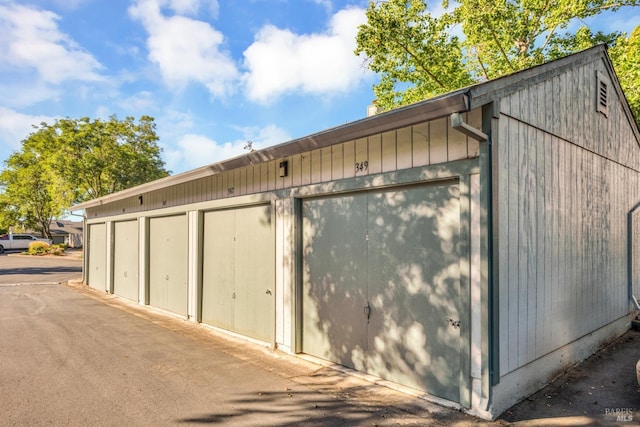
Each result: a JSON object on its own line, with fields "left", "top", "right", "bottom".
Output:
{"left": 85, "top": 110, "right": 482, "bottom": 219}
{"left": 496, "top": 56, "right": 640, "bottom": 376}
{"left": 634, "top": 209, "right": 640, "bottom": 300}
{"left": 499, "top": 56, "right": 639, "bottom": 172}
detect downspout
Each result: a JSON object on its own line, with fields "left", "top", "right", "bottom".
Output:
{"left": 80, "top": 211, "right": 87, "bottom": 285}
{"left": 451, "top": 112, "right": 492, "bottom": 417}
{"left": 629, "top": 201, "right": 640, "bottom": 311}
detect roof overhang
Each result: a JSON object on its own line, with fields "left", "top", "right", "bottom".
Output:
{"left": 72, "top": 90, "right": 470, "bottom": 211}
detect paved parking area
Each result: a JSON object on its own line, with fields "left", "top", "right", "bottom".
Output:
{"left": 2, "top": 254, "right": 638, "bottom": 426}
{"left": 0, "top": 252, "right": 82, "bottom": 285}
{"left": 1, "top": 281, "right": 486, "bottom": 426}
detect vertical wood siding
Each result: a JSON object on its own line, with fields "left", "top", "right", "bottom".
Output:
{"left": 496, "top": 55, "right": 640, "bottom": 376}
{"left": 87, "top": 110, "right": 482, "bottom": 218}
{"left": 633, "top": 209, "right": 640, "bottom": 299}
{"left": 500, "top": 58, "right": 640, "bottom": 171}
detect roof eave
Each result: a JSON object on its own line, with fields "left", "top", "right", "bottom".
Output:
{"left": 71, "top": 90, "right": 470, "bottom": 211}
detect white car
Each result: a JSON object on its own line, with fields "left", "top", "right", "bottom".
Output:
{"left": 0, "top": 234, "right": 52, "bottom": 253}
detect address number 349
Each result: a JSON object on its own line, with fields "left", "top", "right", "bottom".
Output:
{"left": 355, "top": 161, "right": 369, "bottom": 173}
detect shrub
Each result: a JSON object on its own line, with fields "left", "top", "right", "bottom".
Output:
{"left": 28, "top": 241, "right": 50, "bottom": 255}
{"left": 49, "top": 244, "right": 66, "bottom": 256}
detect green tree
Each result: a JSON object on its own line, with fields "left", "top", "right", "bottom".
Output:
{"left": 0, "top": 139, "right": 66, "bottom": 239}
{"left": 356, "top": 0, "right": 640, "bottom": 123}
{"left": 0, "top": 116, "right": 169, "bottom": 238}
{"left": 45, "top": 115, "right": 169, "bottom": 201}
{"left": 609, "top": 26, "right": 640, "bottom": 127}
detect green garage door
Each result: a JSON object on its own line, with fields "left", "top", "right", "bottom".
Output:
{"left": 87, "top": 223, "right": 107, "bottom": 292}
{"left": 149, "top": 215, "right": 188, "bottom": 316}
{"left": 113, "top": 220, "right": 139, "bottom": 302}
{"left": 302, "top": 182, "right": 462, "bottom": 402}
{"left": 201, "top": 204, "right": 275, "bottom": 343}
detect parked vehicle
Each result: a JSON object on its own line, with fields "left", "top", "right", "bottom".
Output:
{"left": 0, "top": 234, "right": 52, "bottom": 253}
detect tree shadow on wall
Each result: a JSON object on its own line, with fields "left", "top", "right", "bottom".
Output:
{"left": 301, "top": 180, "right": 463, "bottom": 403}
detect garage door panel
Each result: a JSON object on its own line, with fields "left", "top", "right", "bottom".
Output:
{"left": 149, "top": 215, "right": 188, "bottom": 315}
{"left": 234, "top": 205, "right": 275, "bottom": 342}
{"left": 367, "top": 184, "right": 461, "bottom": 400}
{"left": 201, "top": 205, "right": 275, "bottom": 343}
{"left": 113, "top": 220, "right": 139, "bottom": 302}
{"left": 302, "top": 195, "right": 368, "bottom": 369}
{"left": 202, "top": 210, "right": 235, "bottom": 330}
{"left": 302, "top": 182, "right": 463, "bottom": 402}
{"left": 88, "top": 223, "right": 106, "bottom": 291}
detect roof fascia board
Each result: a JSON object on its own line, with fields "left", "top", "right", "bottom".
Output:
{"left": 467, "top": 44, "right": 640, "bottom": 145}
{"left": 72, "top": 91, "right": 469, "bottom": 211}
{"left": 600, "top": 47, "right": 640, "bottom": 144}
{"left": 468, "top": 45, "right": 607, "bottom": 110}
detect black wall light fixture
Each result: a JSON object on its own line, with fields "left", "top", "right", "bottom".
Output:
{"left": 279, "top": 160, "right": 288, "bottom": 178}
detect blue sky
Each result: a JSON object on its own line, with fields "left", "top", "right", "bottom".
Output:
{"left": 0, "top": 0, "right": 638, "bottom": 175}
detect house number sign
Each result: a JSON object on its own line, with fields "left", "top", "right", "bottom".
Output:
{"left": 355, "top": 161, "right": 369, "bottom": 173}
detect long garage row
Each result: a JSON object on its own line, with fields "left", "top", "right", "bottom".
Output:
{"left": 75, "top": 48, "right": 640, "bottom": 419}
{"left": 84, "top": 172, "right": 475, "bottom": 408}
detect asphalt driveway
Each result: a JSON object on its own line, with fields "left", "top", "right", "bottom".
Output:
{"left": 0, "top": 281, "right": 486, "bottom": 426}
{"left": 1, "top": 255, "right": 638, "bottom": 426}
{"left": 0, "top": 251, "right": 82, "bottom": 285}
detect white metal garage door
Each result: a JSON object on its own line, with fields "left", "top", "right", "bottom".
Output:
{"left": 149, "top": 215, "right": 188, "bottom": 316}
{"left": 87, "top": 223, "right": 107, "bottom": 292}
{"left": 201, "top": 204, "right": 275, "bottom": 343}
{"left": 113, "top": 220, "right": 139, "bottom": 302}
{"left": 302, "top": 182, "right": 462, "bottom": 402}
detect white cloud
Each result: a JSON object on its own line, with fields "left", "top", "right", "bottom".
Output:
{"left": 164, "top": 124, "right": 291, "bottom": 172}
{"left": 164, "top": 134, "right": 244, "bottom": 171}
{"left": 51, "top": 0, "right": 90, "bottom": 10}
{"left": 310, "top": 0, "right": 333, "bottom": 14}
{"left": 242, "top": 6, "right": 370, "bottom": 104}
{"left": 237, "top": 124, "right": 291, "bottom": 151}
{"left": 129, "top": 0, "right": 236, "bottom": 97}
{"left": 118, "top": 91, "right": 157, "bottom": 112}
{"left": 0, "top": 3, "right": 103, "bottom": 85}
{"left": 166, "top": 0, "right": 219, "bottom": 17}
{"left": 0, "top": 81, "right": 61, "bottom": 109}
{"left": 0, "top": 107, "right": 56, "bottom": 153}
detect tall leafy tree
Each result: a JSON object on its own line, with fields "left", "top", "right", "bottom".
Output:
{"left": 46, "top": 115, "right": 169, "bottom": 201}
{"left": 0, "top": 142, "right": 65, "bottom": 239}
{"left": 0, "top": 116, "right": 169, "bottom": 238}
{"left": 609, "top": 26, "right": 640, "bottom": 127}
{"left": 356, "top": 0, "right": 640, "bottom": 123}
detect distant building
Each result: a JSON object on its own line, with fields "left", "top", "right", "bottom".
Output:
{"left": 48, "top": 220, "right": 83, "bottom": 247}
{"left": 72, "top": 46, "right": 640, "bottom": 420}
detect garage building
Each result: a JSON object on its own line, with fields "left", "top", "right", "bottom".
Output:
{"left": 73, "top": 46, "right": 640, "bottom": 419}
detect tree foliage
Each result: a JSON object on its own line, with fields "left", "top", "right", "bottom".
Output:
{"left": 0, "top": 115, "right": 168, "bottom": 238}
{"left": 609, "top": 26, "right": 640, "bottom": 127}
{"left": 356, "top": 0, "right": 640, "bottom": 124}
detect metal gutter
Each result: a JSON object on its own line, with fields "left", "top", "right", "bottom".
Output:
{"left": 71, "top": 90, "right": 470, "bottom": 211}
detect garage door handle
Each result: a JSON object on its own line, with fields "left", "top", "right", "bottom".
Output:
{"left": 364, "top": 302, "right": 371, "bottom": 323}
{"left": 265, "top": 289, "right": 272, "bottom": 295}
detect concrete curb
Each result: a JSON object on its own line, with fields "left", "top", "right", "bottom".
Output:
{"left": 0, "top": 282, "right": 67, "bottom": 287}
{"left": 6, "top": 252, "right": 83, "bottom": 261}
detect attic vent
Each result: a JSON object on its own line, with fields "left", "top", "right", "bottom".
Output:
{"left": 596, "top": 71, "right": 609, "bottom": 117}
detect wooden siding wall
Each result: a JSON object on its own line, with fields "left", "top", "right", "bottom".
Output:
{"left": 634, "top": 209, "right": 640, "bottom": 299}
{"left": 85, "top": 110, "right": 482, "bottom": 218}
{"left": 500, "top": 57, "right": 640, "bottom": 171}
{"left": 496, "top": 58, "right": 640, "bottom": 376}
